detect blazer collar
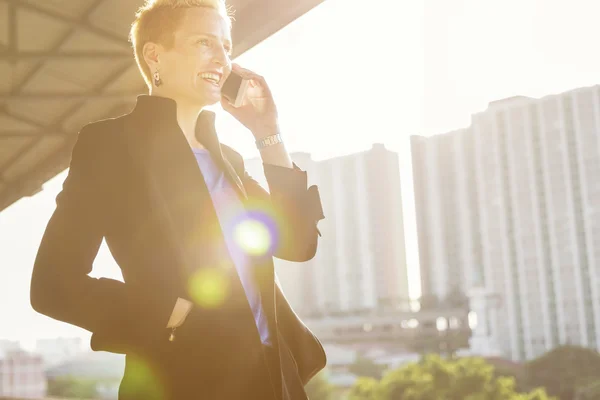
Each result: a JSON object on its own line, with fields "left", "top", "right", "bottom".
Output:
{"left": 132, "top": 95, "right": 221, "bottom": 156}
{"left": 131, "top": 95, "right": 247, "bottom": 199}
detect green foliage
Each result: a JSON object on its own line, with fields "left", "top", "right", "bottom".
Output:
{"left": 47, "top": 376, "right": 99, "bottom": 398}
{"left": 348, "top": 355, "right": 387, "bottom": 379}
{"left": 305, "top": 371, "right": 334, "bottom": 400}
{"left": 347, "top": 377, "right": 380, "bottom": 400}
{"left": 488, "top": 358, "right": 527, "bottom": 392}
{"left": 524, "top": 345, "right": 600, "bottom": 400}
{"left": 574, "top": 379, "right": 600, "bottom": 400}
{"left": 347, "top": 354, "right": 556, "bottom": 400}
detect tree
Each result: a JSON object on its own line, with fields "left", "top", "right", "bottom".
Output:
{"left": 347, "top": 377, "right": 380, "bottom": 400}
{"left": 486, "top": 357, "right": 527, "bottom": 392}
{"left": 348, "top": 355, "right": 387, "bottom": 379}
{"left": 305, "top": 371, "right": 334, "bottom": 400}
{"left": 524, "top": 345, "right": 600, "bottom": 400}
{"left": 574, "top": 379, "right": 600, "bottom": 400}
{"left": 47, "top": 376, "right": 99, "bottom": 398}
{"left": 349, "top": 354, "right": 557, "bottom": 400}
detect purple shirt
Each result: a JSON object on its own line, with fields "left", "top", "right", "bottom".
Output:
{"left": 192, "top": 148, "right": 271, "bottom": 346}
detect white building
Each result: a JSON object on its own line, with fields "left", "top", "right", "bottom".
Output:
{"left": 0, "top": 349, "right": 47, "bottom": 399}
{"left": 0, "top": 340, "right": 21, "bottom": 353}
{"left": 412, "top": 85, "right": 600, "bottom": 361}
{"left": 244, "top": 144, "right": 410, "bottom": 315}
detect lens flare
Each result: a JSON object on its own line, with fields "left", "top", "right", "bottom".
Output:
{"left": 122, "top": 356, "right": 165, "bottom": 400}
{"left": 188, "top": 268, "right": 229, "bottom": 308}
{"left": 233, "top": 218, "right": 272, "bottom": 256}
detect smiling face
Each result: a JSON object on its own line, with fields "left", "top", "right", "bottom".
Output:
{"left": 142, "top": 7, "right": 233, "bottom": 107}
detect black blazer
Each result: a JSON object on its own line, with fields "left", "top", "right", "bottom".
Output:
{"left": 30, "top": 95, "right": 327, "bottom": 400}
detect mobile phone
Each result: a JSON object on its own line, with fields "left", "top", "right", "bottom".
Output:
{"left": 221, "top": 71, "right": 249, "bottom": 108}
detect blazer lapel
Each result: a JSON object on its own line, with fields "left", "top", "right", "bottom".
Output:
{"left": 222, "top": 157, "right": 247, "bottom": 199}
{"left": 195, "top": 110, "right": 247, "bottom": 200}
{"left": 123, "top": 98, "right": 249, "bottom": 308}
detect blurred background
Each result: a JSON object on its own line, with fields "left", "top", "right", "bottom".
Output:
{"left": 1, "top": 0, "right": 600, "bottom": 399}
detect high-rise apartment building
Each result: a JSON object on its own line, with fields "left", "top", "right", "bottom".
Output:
{"left": 244, "top": 144, "right": 409, "bottom": 315}
{"left": 412, "top": 85, "right": 600, "bottom": 361}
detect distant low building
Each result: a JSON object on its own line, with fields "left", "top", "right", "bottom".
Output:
{"left": 46, "top": 351, "right": 125, "bottom": 400}
{"left": 0, "top": 349, "right": 47, "bottom": 399}
{"left": 0, "top": 341, "right": 20, "bottom": 354}
{"left": 35, "top": 337, "right": 85, "bottom": 368}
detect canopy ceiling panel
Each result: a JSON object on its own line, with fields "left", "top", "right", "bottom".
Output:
{"left": 0, "top": 0, "right": 326, "bottom": 212}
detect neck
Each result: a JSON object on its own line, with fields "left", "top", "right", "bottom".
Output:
{"left": 149, "top": 90, "right": 206, "bottom": 149}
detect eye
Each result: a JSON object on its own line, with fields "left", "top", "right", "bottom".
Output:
{"left": 196, "top": 38, "right": 211, "bottom": 46}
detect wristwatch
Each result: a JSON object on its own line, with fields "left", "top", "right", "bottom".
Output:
{"left": 256, "top": 133, "right": 283, "bottom": 149}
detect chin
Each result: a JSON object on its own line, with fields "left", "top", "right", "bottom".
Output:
{"left": 204, "top": 96, "right": 221, "bottom": 106}
{"left": 190, "top": 90, "right": 220, "bottom": 107}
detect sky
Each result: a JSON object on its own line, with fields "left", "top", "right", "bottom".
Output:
{"left": 424, "top": 0, "right": 600, "bottom": 134}
{"left": 2, "top": 0, "right": 600, "bottom": 350}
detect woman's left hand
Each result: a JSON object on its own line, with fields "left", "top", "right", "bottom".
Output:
{"left": 220, "top": 64, "right": 280, "bottom": 139}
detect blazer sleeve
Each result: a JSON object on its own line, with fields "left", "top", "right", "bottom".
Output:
{"left": 239, "top": 158, "right": 325, "bottom": 262}
{"left": 30, "top": 126, "right": 172, "bottom": 353}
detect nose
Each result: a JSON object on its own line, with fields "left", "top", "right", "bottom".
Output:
{"left": 213, "top": 46, "right": 230, "bottom": 68}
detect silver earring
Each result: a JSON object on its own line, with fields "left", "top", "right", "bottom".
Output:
{"left": 153, "top": 70, "right": 162, "bottom": 87}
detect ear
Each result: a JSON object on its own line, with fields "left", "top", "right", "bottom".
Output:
{"left": 142, "top": 41, "right": 163, "bottom": 71}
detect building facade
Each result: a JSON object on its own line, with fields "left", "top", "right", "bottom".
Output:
{"left": 0, "top": 350, "right": 47, "bottom": 399}
{"left": 244, "top": 144, "right": 410, "bottom": 315}
{"left": 412, "top": 85, "right": 600, "bottom": 361}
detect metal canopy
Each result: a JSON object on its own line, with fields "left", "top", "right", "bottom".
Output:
{"left": 0, "top": 0, "right": 325, "bottom": 212}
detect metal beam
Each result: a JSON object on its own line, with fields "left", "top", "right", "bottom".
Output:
{"left": 0, "top": 130, "right": 65, "bottom": 138}
{"left": 0, "top": 139, "right": 74, "bottom": 211}
{"left": 10, "top": 0, "right": 122, "bottom": 95}
{"left": 8, "top": 0, "right": 17, "bottom": 53}
{"left": 0, "top": 93, "right": 139, "bottom": 101}
{"left": 0, "top": 110, "right": 69, "bottom": 182}
{"left": 0, "top": 51, "right": 131, "bottom": 62}
{"left": 15, "top": 0, "right": 130, "bottom": 49}
{"left": 1, "top": 109, "right": 69, "bottom": 134}
{"left": 0, "top": 62, "right": 138, "bottom": 209}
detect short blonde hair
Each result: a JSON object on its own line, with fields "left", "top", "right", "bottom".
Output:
{"left": 130, "top": 0, "right": 234, "bottom": 88}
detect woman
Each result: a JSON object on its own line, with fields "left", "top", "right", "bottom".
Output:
{"left": 30, "top": 0, "right": 326, "bottom": 399}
